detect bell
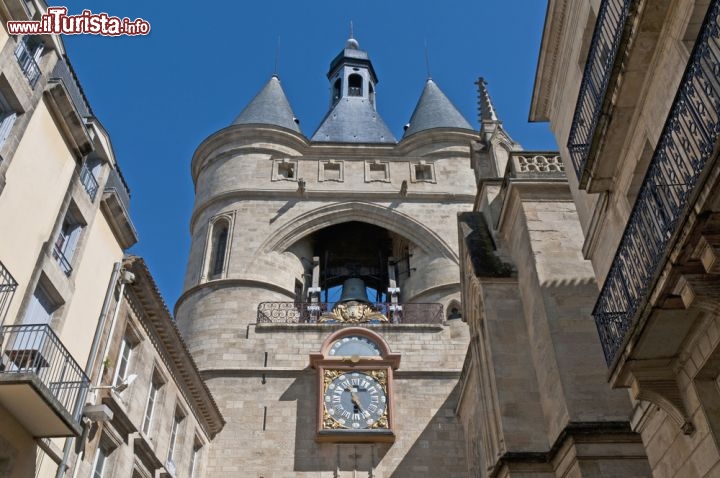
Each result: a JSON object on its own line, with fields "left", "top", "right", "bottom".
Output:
{"left": 337, "top": 278, "right": 370, "bottom": 303}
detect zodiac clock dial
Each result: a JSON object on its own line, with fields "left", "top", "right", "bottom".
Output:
{"left": 328, "top": 335, "right": 381, "bottom": 357}
{"left": 323, "top": 370, "right": 388, "bottom": 430}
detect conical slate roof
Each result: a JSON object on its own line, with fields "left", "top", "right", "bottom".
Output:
{"left": 311, "top": 98, "right": 396, "bottom": 143}
{"left": 403, "top": 79, "right": 473, "bottom": 137}
{"left": 232, "top": 75, "right": 301, "bottom": 133}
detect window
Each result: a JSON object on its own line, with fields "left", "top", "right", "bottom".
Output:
{"left": 22, "top": 279, "right": 59, "bottom": 325}
{"left": 319, "top": 160, "right": 343, "bottom": 182}
{"left": 332, "top": 78, "right": 342, "bottom": 104}
{"left": 14, "top": 36, "right": 43, "bottom": 88}
{"left": 142, "top": 377, "right": 161, "bottom": 436}
{"left": 0, "top": 90, "right": 17, "bottom": 150}
{"left": 348, "top": 74, "right": 362, "bottom": 96}
{"left": 166, "top": 409, "right": 185, "bottom": 466}
{"left": 91, "top": 447, "right": 107, "bottom": 478}
{"left": 413, "top": 163, "right": 433, "bottom": 182}
{"left": 112, "top": 337, "right": 132, "bottom": 387}
{"left": 278, "top": 162, "right": 294, "bottom": 179}
{"left": 189, "top": 440, "right": 202, "bottom": 478}
{"left": 272, "top": 159, "right": 298, "bottom": 182}
{"left": 53, "top": 202, "right": 86, "bottom": 276}
{"left": 365, "top": 161, "right": 390, "bottom": 182}
{"left": 206, "top": 218, "right": 231, "bottom": 280}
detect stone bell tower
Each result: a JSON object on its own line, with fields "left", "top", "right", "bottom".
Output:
{"left": 175, "top": 34, "right": 476, "bottom": 476}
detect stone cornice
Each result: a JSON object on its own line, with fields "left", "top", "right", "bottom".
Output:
{"left": 124, "top": 256, "right": 226, "bottom": 439}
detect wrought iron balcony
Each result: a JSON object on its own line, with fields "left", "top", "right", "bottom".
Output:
{"left": 79, "top": 164, "right": 99, "bottom": 201}
{"left": 0, "top": 262, "right": 17, "bottom": 324}
{"left": 594, "top": 0, "right": 720, "bottom": 365}
{"left": 0, "top": 324, "right": 90, "bottom": 436}
{"left": 13, "top": 38, "right": 41, "bottom": 88}
{"left": 567, "top": 0, "right": 634, "bottom": 183}
{"left": 257, "top": 302, "right": 444, "bottom": 325}
{"left": 52, "top": 241, "right": 73, "bottom": 276}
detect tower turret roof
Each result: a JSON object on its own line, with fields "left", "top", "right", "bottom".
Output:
{"left": 232, "top": 75, "right": 301, "bottom": 133}
{"left": 403, "top": 79, "right": 473, "bottom": 137}
{"left": 311, "top": 36, "right": 396, "bottom": 143}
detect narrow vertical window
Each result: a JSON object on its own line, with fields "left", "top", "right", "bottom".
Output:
{"left": 52, "top": 202, "right": 85, "bottom": 276}
{"left": 332, "top": 78, "right": 342, "bottom": 104}
{"left": 91, "top": 447, "right": 107, "bottom": 478}
{"left": 209, "top": 221, "right": 229, "bottom": 279}
{"left": 112, "top": 337, "right": 132, "bottom": 387}
{"left": 142, "top": 379, "right": 159, "bottom": 435}
{"left": 0, "top": 89, "right": 17, "bottom": 149}
{"left": 189, "top": 440, "right": 202, "bottom": 478}
{"left": 167, "top": 410, "right": 184, "bottom": 465}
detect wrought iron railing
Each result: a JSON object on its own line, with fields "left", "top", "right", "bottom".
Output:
{"left": 13, "top": 38, "right": 41, "bottom": 88}
{"left": 80, "top": 164, "right": 99, "bottom": 201}
{"left": 567, "top": 0, "right": 634, "bottom": 181}
{"left": 0, "top": 262, "right": 17, "bottom": 325}
{"left": 257, "top": 302, "right": 444, "bottom": 325}
{"left": 0, "top": 324, "right": 89, "bottom": 423}
{"left": 52, "top": 242, "right": 73, "bottom": 276}
{"left": 594, "top": 0, "right": 720, "bottom": 365}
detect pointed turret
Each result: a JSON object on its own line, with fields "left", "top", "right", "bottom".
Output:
{"left": 402, "top": 79, "right": 473, "bottom": 138}
{"left": 233, "top": 75, "right": 302, "bottom": 133}
{"left": 311, "top": 35, "right": 396, "bottom": 143}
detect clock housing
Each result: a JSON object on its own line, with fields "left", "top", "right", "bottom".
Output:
{"left": 310, "top": 328, "right": 400, "bottom": 443}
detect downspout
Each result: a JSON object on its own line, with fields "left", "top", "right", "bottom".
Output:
{"left": 55, "top": 261, "right": 124, "bottom": 478}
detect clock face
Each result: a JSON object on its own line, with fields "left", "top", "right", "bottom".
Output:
{"left": 323, "top": 371, "right": 388, "bottom": 430}
{"left": 328, "top": 336, "right": 380, "bottom": 357}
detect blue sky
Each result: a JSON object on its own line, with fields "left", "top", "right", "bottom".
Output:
{"left": 56, "top": 0, "right": 556, "bottom": 308}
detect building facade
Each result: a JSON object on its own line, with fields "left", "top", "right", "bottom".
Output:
{"left": 532, "top": 0, "right": 720, "bottom": 476}
{"left": 0, "top": 1, "right": 222, "bottom": 477}
{"left": 0, "top": 0, "right": 137, "bottom": 474}
{"left": 174, "top": 36, "right": 476, "bottom": 476}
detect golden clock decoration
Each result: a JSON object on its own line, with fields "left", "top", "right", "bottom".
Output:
{"left": 310, "top": 328, "right": 400, "bottom": 443}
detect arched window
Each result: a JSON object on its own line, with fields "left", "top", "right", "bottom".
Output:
{"left": 208, "top": 219, "right": 230, "bottom": 279}
{"left": 446, "top": 300, "right": 462, "bottom": 321}
{"left": 348, "top": 74, "right": 362, "bottom": 96}
{"left": 332, "top": 78, "right": 342, "bottom": 104}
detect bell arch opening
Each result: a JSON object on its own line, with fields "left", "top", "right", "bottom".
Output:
{"left": 287, "top": 221, "right": 414, "bottom": 305}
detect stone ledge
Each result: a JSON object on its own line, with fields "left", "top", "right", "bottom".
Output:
{"left": 254, "top": 323, "right": 445, "bottom": 333}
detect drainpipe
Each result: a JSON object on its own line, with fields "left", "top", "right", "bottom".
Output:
{"left": 55, "top": 262, "right": 129, "bottom": 478}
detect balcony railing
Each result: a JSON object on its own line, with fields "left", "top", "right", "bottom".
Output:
{"left": 13, "top": 38, "right": 41, "bottom": 88}
{"left": 0, "top": 262, "right": 18, "bottom": 325}
{"left": 257, "top": 302, "right": 444, "bottom": 325}
{"left": 52, "top": 242, "right": 73, "bottom": 276}
{"left": 594, "top": 0, "right": 720, "bottom": 365}
{"left": 567, "top": 0, "right": 634, "bottom": 182}
{"left": 80, "top": 164, "right": 99, "bottom": 201}
{"left": 0, "top": 324, "right": 89, "bottom": 435}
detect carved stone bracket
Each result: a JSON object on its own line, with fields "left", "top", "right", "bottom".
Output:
{"left": 629, "top": 363, "right": 694, "bottom": 435}
{"left": 672, "top": 273, "right": 720, "bottom": 314}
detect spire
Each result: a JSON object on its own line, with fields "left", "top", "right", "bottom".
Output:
{"left": 232, "top": 76, "right": 301, "bottom": 133}
{"left": 402, "top": 79, "right": 473, "bottom": 138}
{"left": 477, "top": 77, "right": 499, "bottom": 123}
{"left": 311, "top": 34, "right": 396, "bottom": 143}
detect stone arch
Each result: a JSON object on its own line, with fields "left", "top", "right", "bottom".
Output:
{"left": 260, "top": 201, "right": 458, "bottom": 263}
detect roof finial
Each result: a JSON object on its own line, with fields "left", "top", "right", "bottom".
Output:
{"left": 424, "top": 39, "right": 432, "bottom": 80}
{"left": 273, "top": 36, "right": 281, "bottom": 77}
{"left": 477, "top": 77, "right": 499, "bottom": 123}
{"left": 346, "top": 21, "right": 359, "bottom": 49}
